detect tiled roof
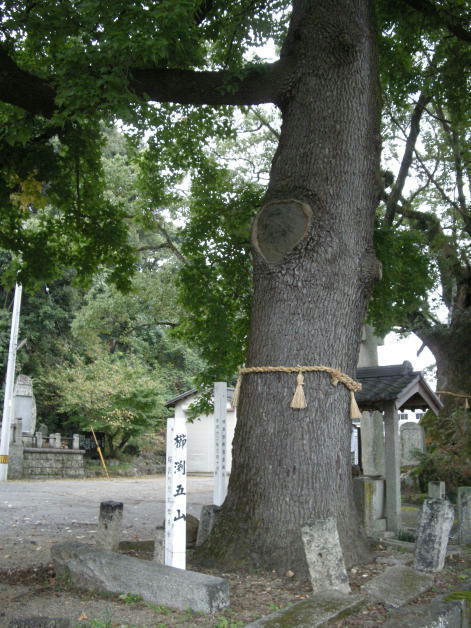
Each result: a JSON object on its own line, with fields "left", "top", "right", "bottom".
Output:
{"left": 356, "top": 361, "right": 441, "bottom": 412}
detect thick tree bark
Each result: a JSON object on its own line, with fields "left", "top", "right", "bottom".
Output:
{"left": 196, "top": 0, "right": 381, "bottom": 578}
{"left": 416, "top": 309, "right": 471, "bottom": 416}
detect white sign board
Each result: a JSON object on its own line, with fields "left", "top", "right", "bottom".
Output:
{"left": 213, "top": 381, "right": 228, "bottom": 506}
{"left": 164, "top": 416, "right": 187, "bottom": 569}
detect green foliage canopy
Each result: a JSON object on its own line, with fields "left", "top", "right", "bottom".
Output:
{"left": 40, "top": 350, "right": 167, "bottom": 456}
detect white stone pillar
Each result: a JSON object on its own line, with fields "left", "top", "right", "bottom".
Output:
{"left": 383, "top": 403, "right": 401, "bottom": 533}
{"left": 72, "top": 434, "right": 80, "bottom": 450}
{"left": 164, "top": 416, "right": 187, "bottom": 569}
{"left": 35, "top": 432, "right": 43, "bottom": 448}
{"left": 213, "top": 381, "right": 228, "bottom": 506}
{"left": 0, "top": 283, "right": 22, "bottom": 481}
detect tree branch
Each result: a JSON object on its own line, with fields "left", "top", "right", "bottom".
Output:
{"left": 385, "top": 91, "right": 430, "bottom": 224}
{"left": 248, "top": 106, "right": 281, "bottom": 140}
{"left": 413, "top": 147, "right": 461, "bottom": 212}
{"left": 401, "top": 0, "right": 471, "bottom": 42}
{"left": 128, "top": 60, "right": 288, "bottom": 107}
{"left": 0, "top": 45, "right": 56, "bottom": 117}
{"left": 398, "top": 205, "right": 460, "bottom": 309}
{"left": 0, "top": 43, "right": 287, "bottom": 118}
{"left": 154, "top": 223, "right": 188, "bottom": 265}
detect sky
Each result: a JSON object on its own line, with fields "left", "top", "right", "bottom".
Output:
{"left": 378, "top": 331, "right": 436, "bottom": 387}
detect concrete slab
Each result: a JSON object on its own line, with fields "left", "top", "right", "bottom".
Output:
{"left": 383, "top": 598, "right": 464, "bottom": 627}
{"left": 52, "top": 541, "right": 229, "bottom": 613}
{"left": 243, "top": 592, "right": 364, "bottom": 627}
{"left": 361, "top": 565, "right": 433, "bottom": 608}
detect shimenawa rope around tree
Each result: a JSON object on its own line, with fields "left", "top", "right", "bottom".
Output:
{"left": 436, "top": 390, "right": 470, "bottom": 411}
{"left": 231, "top": 365, "right": 362, "bottom": 418}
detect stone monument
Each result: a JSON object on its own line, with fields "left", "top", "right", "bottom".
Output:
{"left": 12, "top": 375, "right": 36, "bottom": 435}
{"left": 414, "top": 498, "right": 454, "bottom": 572}
{"left": 361, "top": 410, "right": 385, "bottom": 476}
{"left": 400, "top": 421, "right": 425, "bottom": 466}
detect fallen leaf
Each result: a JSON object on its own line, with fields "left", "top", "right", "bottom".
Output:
{"left": 78, "top": 613, "right": 88, "bottom": 620}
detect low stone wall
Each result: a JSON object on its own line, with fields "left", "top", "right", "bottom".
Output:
{"left": 23, "top": 448, "right": 85, "bottom": 479}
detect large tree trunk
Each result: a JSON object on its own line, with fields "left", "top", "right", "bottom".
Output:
{"left": 417, "top": 310, "right": 471, "bottom": 415}
{"left": 196, "top": 0, "right": 381, "bottom": 578}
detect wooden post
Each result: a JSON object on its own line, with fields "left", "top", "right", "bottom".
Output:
{"left": 165, "top": 416, "right": 187, "bottom": 569}
{"left": 213, "top": 382, "right": 228, "bottom": 506}
{"left": 0, "top": 284, "right": 22, "bottom": 481}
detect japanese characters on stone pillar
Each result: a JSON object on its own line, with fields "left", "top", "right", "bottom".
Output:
{"left": 165, "top": 416, "right": 187, "bottom": 570}
{"left": 213, "top": 382, "right": 228, "bottom": 507}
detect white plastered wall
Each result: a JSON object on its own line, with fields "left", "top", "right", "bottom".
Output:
{"left": 173, "top": 395, "right": 236, "bottom": 473}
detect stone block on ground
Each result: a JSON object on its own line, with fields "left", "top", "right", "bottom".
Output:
{"left": 154, "top": 525, "right": 164, "bottom": 562}
{"left": 186, "top": 513, "right": 199, "bottom": 547}
{"left": 51, "top": 541, "right": 229, "bottom": 613}
{"left": 117, "top": 539, "right": 155, "bottom": 559}
{"left": 382, "top": 597, "right": 464, "bottom": 627}
{"left": 8, "top": 619, "right": 71, "bottom": 628}
{"left": 160, "top": 512, "right": 199, "bottom": 548}
{"left": 301, "top": 517, "right": 350, "bottom": 594}
{"left": 361, "top": 565, "right": 433, "bottom": 608}
{"left": 457, "top": 486, "right": 471, "bottom": 545}
{"left": 414, "top": 498, "right": 454, "bottom": 572}
{"left": 353, "top": 477, "right": 385, "bottom": 535}
{"left": 243, "top": 592, "right": 364, "bottom": 627}
{"left": 196, "top": 504, "right": 221, "bottom": 546}
{"left": 96, "top": 500, "right": 123, "bottom": 552}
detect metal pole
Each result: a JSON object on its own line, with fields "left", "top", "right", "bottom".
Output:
{"left": 0, "top": 283, "right": 23, "bottom": 481}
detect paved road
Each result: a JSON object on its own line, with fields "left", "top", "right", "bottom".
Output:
{"left": 0, "top": 475, "right": 215, "bottom": 568}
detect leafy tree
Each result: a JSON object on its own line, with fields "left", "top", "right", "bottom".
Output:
{"left": 0, "top": 0, "right": 469, "bottom": 577}
{"left": 0, "top": 262, "right": 84, "bottom": 422}
{"left": 40, "top": 350, "right": 167, "bottom": 457}
{"left": 412, "top": 409, "right": 471, "bottom": 499}
{"left": 177, "top": 159, "right": 261, "bottom": 391}
{"left": 369, "top": 43, "right": 471, "bottom": 413}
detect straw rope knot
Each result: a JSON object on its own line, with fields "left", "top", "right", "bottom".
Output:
{"left": 436, "top": 390, "right": 470, "bottom": 411}
{"left": 231, "top": 365, "right": 362, "bottom": 418}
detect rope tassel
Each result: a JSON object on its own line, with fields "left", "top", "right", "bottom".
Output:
{"left": 231, "top": 375, "right": 242, "bottom": 409}
{"left": 350, "top": 390, "right": 362, "bottom": 419}
{"left": 290, "top": 372, "right": 307, "bottom": 409}
{"left": 230, "top": 364, "right": 362, "bottom": 416}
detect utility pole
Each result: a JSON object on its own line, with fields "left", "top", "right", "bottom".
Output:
{"left": 0, "top": 283, "right": 23, "bottom": 481}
